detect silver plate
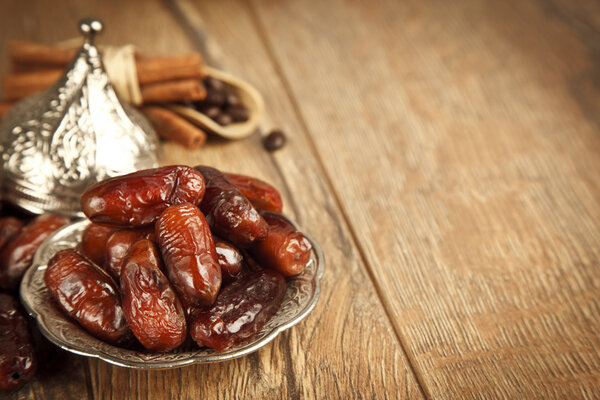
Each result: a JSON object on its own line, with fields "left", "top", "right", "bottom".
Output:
{"left": 20, "top": 217, "right": 324, "bottom": 369}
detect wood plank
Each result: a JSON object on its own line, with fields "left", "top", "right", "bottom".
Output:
{"left": 1, "top": 0, "right": 423, "bottom": 398}
{"left": 163, "top": 1, "right": 423, "bottom": 397}
{"left": 248, "top": 0, "right": 600, "bottom": 398}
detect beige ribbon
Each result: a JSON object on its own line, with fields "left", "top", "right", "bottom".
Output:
{"left": 102, "top": 45, "right": 142, "bottom": 106}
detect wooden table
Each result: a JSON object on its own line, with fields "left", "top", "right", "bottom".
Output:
{"left": 1, "top": 0, "right": 599, "bottom": 398}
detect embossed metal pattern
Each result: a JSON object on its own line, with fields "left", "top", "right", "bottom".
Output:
{"left": 20, "top": 215, "right": 324, "bottom": 369}
{"left": 0, "top": 19, "right": 158, "bottom": 217}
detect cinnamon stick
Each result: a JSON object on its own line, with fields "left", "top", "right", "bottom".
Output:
{"left": 141, "top": 106, "right": 207, "bottom": 149}
{"left": 9, "top": 40, "right": 76, "bottom": 67}
{"left": 135, "top": 53, "right": 205, "bottom": 85}
{"left": 2, "top": 69, "right": 63, "bottom": 100}
{"left": 3, "top": 71, "right": 206, "bottom": 104}
{"left": 140, "top": 79, "right": 206, "bottom": 104}
{"left": 9, "top": 41, "right": 204, "bottom": 84}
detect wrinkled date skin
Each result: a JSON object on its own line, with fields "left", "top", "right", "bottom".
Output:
{"left": 0, "top": 294, "right": 36, "bottom": 391}
{"left": 0, "top": 217, "right": 23, "bottom": 252}
{"left": 81, "top": 165, "right": 205, "bottom": 227}
{"left": 44, "top": 249, "right": 130, "bottom": 345}
{"left": 0, "top": 214, "right": 69, "bottom": 291}
{"left": 121, "top": 239, "right": 186, "bottom": 352}
{"left": 104, "top": 227, "right": 155, "bottom": 280}
{"left": 80, "top": 223, "right": 118, "bottom": 267}
{"left": 195, "top": 166, "right": 267, "bottom": 248}
{"left": 249, "top": 212, "right": 312, "bottom": 277}
{"left": 190, "top": 269, "right": 286, "bottom": 352}
{"left": 214, "top": 237, "right": 244, "bottom": 282}
{"left": 225, "top": 173, "right": 283, "bottom": 213}
{"left": 156, "top": 203, "right": 221, "bottom": 307}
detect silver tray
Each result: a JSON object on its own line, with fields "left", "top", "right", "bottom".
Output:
{"left": 20, "top": 217, "right": 324, "bottom": 369}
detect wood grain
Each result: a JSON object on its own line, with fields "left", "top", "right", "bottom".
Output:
{"left": 247, "top": 0, "right": 600, "bottom": 398}
{"left": 0, "top": 0, "right": 421, "bottom": 398}
{"left": 173, "top": 2, "right": 426, "bottom": 398}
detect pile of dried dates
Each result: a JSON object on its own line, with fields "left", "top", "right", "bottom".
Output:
{"left": 48, "top": 165, "right": 311, "bottom": 353}
{"left": 0, "top": 165, "right": 312, "bottom": 391}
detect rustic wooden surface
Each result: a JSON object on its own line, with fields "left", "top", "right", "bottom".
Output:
{"left": 1, "top": 0, "right": 599, "bottom": 398}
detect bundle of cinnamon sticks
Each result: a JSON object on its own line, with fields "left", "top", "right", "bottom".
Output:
{"left": 1, "top": 41, "right": 211, "bottom": 149}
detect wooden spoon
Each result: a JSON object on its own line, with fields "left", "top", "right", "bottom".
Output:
{"left": 169, "top": 66, "right": 264, "bottom": 140}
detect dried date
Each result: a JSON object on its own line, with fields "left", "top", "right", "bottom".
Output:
{"left": 249, "top": 212, "right": 312, "bottom": 277}
{"left": 195, "top": 166, "right": 267, "bottom": 247}
{"left": 121, "top": 239, "right": 186, "bottom": 352}
{"left": 0, "top": 217, "right": 23, "bottom": 252}
{"left": 155, "top": 203, "right": 221, "bottom": 307}
{"left": 189, "top": 269, "right": 286, "bottom": 352}
{"left": 214, "top": 237, "right": 243, "bottom": 282}
{"left": 80, "top": 223, "right": 118, "bottom": 267}
{"left": 225, "top": 173, "right": 283, "bottom": 213}
{"left": 0, "top": 214, "right": 69, "bottom": 291}
{"left": 104, "top": 227, "right": 155, "bottom": 280}
{"left": 44, "top": 249, "right": 130, "bottom": 345}
{"left": 0, "top": 293, "right": 36, "bottom": 391}
{"left": 81, "top": 165, "right": 205, "bottom": 227}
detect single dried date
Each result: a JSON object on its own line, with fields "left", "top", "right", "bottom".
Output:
{"left": 81, "top": 165, "right": 205, "bottom": 227}
{"left": 104, "top": 227, "right": 155, "bottom": 280}
{"left": 121, "top": 239, "right": 186, "bottom": 352}
{"left": 225, "top": 173, "right": 283, "bottom": 213}
{"left": 214, "top": 237, "right": 244, "bottom": 281}
{"left": 195, "top": 166, "right": 267, "bottom": 247}
{"left": 44, "top": 249, "right": 130, "bottom": 345}
{"left": 190, "top": 269, "right": 286, "bottom": 352}
{"left": 0, "top": 214, "right": 69, "bottom": 291}
{"left": 155, "top": 203, "right": 221, "bottom": 307}
{"left": 249, "top": 212, "right": 312, "bottom": 277}
{"left": 80, "top": 223, "right": 118, "bottom": 267}
{"left": 0, "top": 217, "right": 23, "bottom": 251}
{"left": 0, "top": 293, "right": 36, "bottom": 391}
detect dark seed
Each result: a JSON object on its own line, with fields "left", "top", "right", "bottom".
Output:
{"left": 226, "top": 92, "right": 241, "bottom": 106}
{"left": 200, "top": 106, "right": 221, "bottom": 119}
{"left": 263, "top": 130, "right": 287, "bottom": 151}
{"left": 205, "top": 77, "right": 224, "bottom": 91}
{"left": 203, "top": 89, "right": 227, "bottom": 107}
{"left": 226, "top": 105, "right": 250, "bottom": 123}
{"left": 215, "top": 113, "right": 233, "bottom": 126}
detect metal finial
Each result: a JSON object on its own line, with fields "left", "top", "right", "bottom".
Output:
{"left": 79, "top": 18, "right": 103, "bottom": 44}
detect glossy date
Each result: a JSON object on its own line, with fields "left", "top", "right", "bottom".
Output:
{"left": 189, "top": 269, "right": 286, "bottom": 352}
{"left": 214, "top": 237, "right": 244, "bottom": 282}
{"left": 155, "top": 203, "right": 221, "bottom": 307}
{"left": 79, "top": 223, "right": 118, "bottom": 267}
{"left": 104, "top": 227, "right": 155, "bottom": 280}
{"left": 195, "top": 166, "right": 267, "bottom": 247}
{"left": 249, "top": 212, "right": 312, "bottom": 277}
{"left": 225, "top": 173, "right": 283, "bottom": 213}
{"left": 81, "top": 165, "right": 205, "bottom": 227}
{"left": 0, "top": 294, "right": 36, "bottom": 391}
{"left": 0, "top": 217, "right": 23, "bottom": 252}
{"left": 44, "top": 249, "right": 130, "bottom": 345}
{"left": 0, "top": 214, "right": 69, "bottom": 291}
{"left": 121, "top": 239, "right": 186, "bottom": 352}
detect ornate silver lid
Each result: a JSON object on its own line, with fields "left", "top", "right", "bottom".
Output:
{"left": 0, "top": 18, "right": 158, "bottom": 217}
